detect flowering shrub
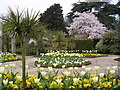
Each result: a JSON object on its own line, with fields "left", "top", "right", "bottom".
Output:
{"left": 66, "top": 12, "right": 107, "bottom": 39}
{"left": 0, "top": 65, "right": 120, "bottom": 89}
{"left": 0, "top": 52, "right": 19, "bottom": 62}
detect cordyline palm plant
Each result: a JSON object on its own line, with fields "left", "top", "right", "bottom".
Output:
{"left": 1, "top": 7, "right": 40, "bottom": 89}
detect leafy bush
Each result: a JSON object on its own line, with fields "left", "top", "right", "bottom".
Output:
{"left": 96, "top": 31, "right": 120, "bottom": 54}
{"left": 75, "top": 39, "right": 94, "bottom": 52}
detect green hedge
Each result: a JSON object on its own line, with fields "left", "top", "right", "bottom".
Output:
{"left": 96, "top": 31, "right": 120, "bottom": 55}
{"left": 75, "top": 39, "right": 94, "bottom": 52}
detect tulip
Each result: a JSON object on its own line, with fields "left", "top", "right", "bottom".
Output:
{"left": 63, "top": 71, "right": 70, "bottom": 76}
{"left": 34, "top": 78, "right": 40, "bottom": 83}
{"left": 39, "top": 67, "right": 44, "bottom": 71}
{"left": 80, "top": 71, "right": 86, "bottom": 76}
{"left": 82, "top": 66, "right": 86, "bottom": 69}
{"left": 56, "top": 79, "right": 62, "bottom": 84}
{"left": 41, "top": 71, "right": 47, "bottom": 76}
{"left": 99, "top": 73, "right": 104, "bottom": 77}
{"left": 16, "top": 76, "right": 22, "bottom": 80}
{"left": 68, "top": 67, "right": 73, "bottom": 71}
{"left": 3, "top": 79, "right": 8, "bottom": 85}
{"left": 0, "top": 67, "right": 5, "bottom": 73}
{"left": 48, "top": 67, "right": 53, "bottom": 72}
{"left": 5, "top": 65, "right": 9, "bottom": 68}
{"left": 74, "top": 67, "right": 79, "bottom": 70}
{"left": 0, "top": 63, "right": 2, "bottom": 66}
{"left": 110, "top": 70, "right": 115, "bottom": 74}
{"left": 92, "top": 77, "right": 98, "bottom": 82}
{"left": 62, "top": 65, "right": 65, "bottom": 69}
{"left": 85, "top": 67, "right": 91, "bottom": 72}
{"left": 106, "top": 67, "right": 110, "bottom": 70}
{"left": 94, "top": 66, "right": 100, "bottom": 71}
{"left": 9, "top": 81, "right": 13, "bottom": 84}
{"left": 53, "top": 63, "right": 57, "bottom": 67}
{"left": 0, "top": 74, "right": 2, "bottom": 78}
{"left": 26, "top": 65, "right": 29, "bottom": 69}
{"left": 37, "top": 64, "right": 40, "bottom": 68}
{"left": 112, "top": 66, "right": 118, "bottom": 70}
{"left": 73, "top": 78, "right": 79, "bottom": 83}
{"left": 10, "top": 64, "right": 16, "bottom": 68}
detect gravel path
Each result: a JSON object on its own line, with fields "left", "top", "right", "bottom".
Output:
{"left": 1, "top": 55, "right": 119, "bottom": 76}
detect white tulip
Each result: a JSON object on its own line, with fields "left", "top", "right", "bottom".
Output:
{"left": 0, "top": 63, "right": 2, "bottom": 66}
{"left": 82, "top": 66, "right": 86, "bottom": 69}
{"left": 63, "top": 71, "right": 71, "bottom": 76}
{"left": 68, "top": 67, "right": 73, "bottom": 71}
{"left": 74, "top": 67, "right": 79, "bottom": 70}
{"left": 99, "top": 73, "right": 104, "bottom": 77}
{"left": 0, "top": 67, "right": 5, "bottom": 73}
{"left": 10, "top": 64, "right": 16, "bottom": 68}
{"left": 26, "top": 65, "right": 29, "bottom": 69}
{"left": 9, "top": 81, "right": 13, "bottom": 84}
{"left": 53, "top": 63, "right": 57, "bottom": 67}
{"left": 16, "top": 76, "right": 22, "bottom": 80}
{"left": 110, "top": 70, "right": 115, "bottom": 74}
{"left": 92, "top": 77, "right": 98, "bottom": 82}
{"left": 112, "top": 66, "right": 118, "bottom": 70}
{"left": 62, "top": 65, "right": 65, "bottom": 68}
{"left": 48, "top": 67, "right": 53, "bottom": 72}
{"left": 85, "top": 67, "right": 92, "bottom": 72}
{"left": 73, "top": 78, "right": 79, "bottom": 83}
{"left": 106, "top": 67, "right": 110, "bottom": 70}
{"left": 80, "top": 71, "right": 86, "bottom": 76}
{"left": 39, "top": 67, "right": 44, "bottom": 71}
{"left": 37, "top": 64, "right": 40, "bottom": 68}
{"left": 0, "top": 74, "right": 2, "bottom": 78}
{"left": 3, "top": 79, "right": 8, "bottom": 85}
{"left": 94, "top": 66, "right": 100, "bottom": 71}
{"left": 5, "top": 65, "right": 9, "bottom": 68}
{"left": 41, "top": 71, "right": 47, "bottom": 76}
{"left": 34, "top": 78, "right": 40, "bottom": 83}
{"left": 56, "top": 79, "right": 62, "bottom": 84}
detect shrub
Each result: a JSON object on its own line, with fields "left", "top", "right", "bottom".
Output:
{"left": 75, "top": 39, "right": 94, "bottom": 52}
{"left": 96, "top": 31, "right": 120, "bottom": 54}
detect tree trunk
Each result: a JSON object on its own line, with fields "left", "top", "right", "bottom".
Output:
{"left": 11, "top": 36, "right": 16, "bottom": 53}
{"left": 21, "top": 37, "right": 26, "bottom": 89}
{"left": 25, "top": 37, "right": 29, "bottom": 55}
{"left": 0, "top": 27, "right": 2, "bottom": 53}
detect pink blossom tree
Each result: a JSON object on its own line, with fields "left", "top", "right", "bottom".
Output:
{"left": 66, "top": 12, "right": 108, "bottom": 39}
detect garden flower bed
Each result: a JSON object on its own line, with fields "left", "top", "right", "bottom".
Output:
{"left": 0, "top": 65, "right": 120, "bottom": 89}
{"left": 35, "top": 55, "right": 91, "bottom": 68}
{"left": 46, "top": 50, "right": 106, "bottom": 58}
{"left": 0, "top": 52, "right": 20, "bottom": 62}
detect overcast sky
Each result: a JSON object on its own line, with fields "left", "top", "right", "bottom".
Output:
{"left": 0, "top": 0, "right": 118, "bottom": 17}
{"left": 0, "top": 0, "right": 80, "bottom": 17}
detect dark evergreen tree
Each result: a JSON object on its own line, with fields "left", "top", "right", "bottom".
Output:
{"left": 67, "top": 1, "right": 120, "bottom": 30}
{"left": 40, "top": 4, "right": 65, "bottom": 31}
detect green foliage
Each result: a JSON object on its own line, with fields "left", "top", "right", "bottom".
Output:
{"left": 75, "top": 39, "right": 94, "bottom": 52}
{"left": 67, "top": 1, "right": 120, "bottom": 30}
{"left": 40, "top": 4, "right": 65, "bottom": 31}
{"left": 66, "top": 36, "right": 76, "bottom": 50}
{"left": 96, "top": 31, "right": 120, "bottom": 54}
{"left": 52, "top": 31, "right": 67, "bottom": 50}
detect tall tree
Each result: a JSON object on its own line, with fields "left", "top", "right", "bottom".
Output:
{"left": 1, "top": 8, "right": 40, "bottom": 89}
{"left": 66, "top": 12, "right": 107, "bottom": 39}
{"left": 40, "top": 4, "right": 65, "bottom": 31}
{"left": 67, "top": 1, "right": 120, "bottom": 30}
